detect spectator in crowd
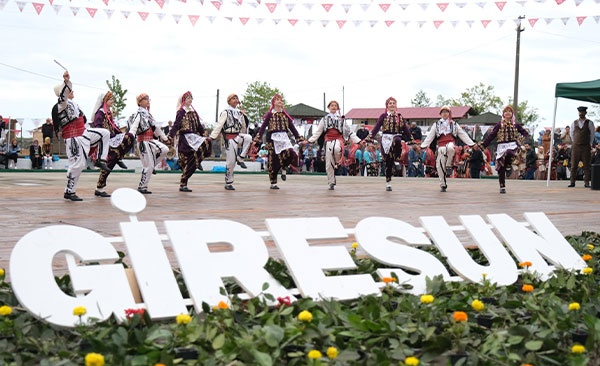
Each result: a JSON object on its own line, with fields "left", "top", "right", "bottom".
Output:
{"left": 568, "top": 106, "right": 595, "bottom": 188}
{"left": 7, "top": 138, "right": 20, "bottom": 169}
{"left": 523, "top": 143, "right": 537, "bottom": 180}
{"left": 469, "top": 143, "right": 485, "bottom": 179}
{"left": 553, "top": 128, "right": 562, "bottom": 147}
{"left": 561, "top": 126, "right": 573, "bottom": 148}
{"left": 409, "top": 121, "right": 422, "bottom": 142}
{"left": 29, "top": 139, "right": 42, "bottom": 169}
{"left": 407, "top": 144, "right": 423, "bottom": 177}
{"left": 161, "top": 120, "right": 173, "bottom": 135}
{"left": 592, "top": 141, "right": 600, "bottom": 165}
{"left": 0, "top": 139, "right": 8, "bottom": 169}
{"left": 42, "top": 136, "right": 53, "bottom": 169}
{"left": 555, "top": 143, "right": 569, "bottom": 180}
{"left": 356, "top": 122, "right": 369, "bottom": 140}
{"left": 595, "top": 126, "right": 600, "bottom": 145}
{"left": 257, "top": 143, "right": 268, "bottom": 171}
{"left": 41, "top": 118, "right": 54, "bottom": 142}
{"left": 303, "top": 143, "right": 316, "bottom": 172}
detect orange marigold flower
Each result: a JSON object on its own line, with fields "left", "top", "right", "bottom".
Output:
{"left": 518, "top": 261, "right": 533, "bottom": 268}
{"left": 217, "top": 301, "right": 229, "bottom": 310}
{"left": 582, "top": 254, "right": 592, "bottom": 261}
{"left": 382, "top": 277, "right": 397, "bottom": 284}
{"left": 521, "top": 284, "right": 534, "bottom": 293}
{"left": 453, "top": 311, "right": 468, "bottom": 322}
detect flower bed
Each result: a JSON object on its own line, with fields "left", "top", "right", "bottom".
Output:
{"left": 0, "top": 232, "right": 598, "bottom": 365}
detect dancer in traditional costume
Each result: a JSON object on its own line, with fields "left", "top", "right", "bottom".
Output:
{"left": 368, "top": 97, "right": 413, "bottom": 191}
{"left": 304, "top": 100, "right": 362, "bottom": 190}
{"left": 255, "top": 94, "right": 302, "bottom": 190}
{"left": 169, "top": 91, "right": 212, "bottom": 192}
{"left": 421, "top": 106, "right": 475, "bottom": 192}
{"left": 52, "top": 71, "right": 110, "bottom": 201}
{"left": 209, "top": 93, "right": 252, "bottom": 191}
{"left": 92, "top": 91, "right": 135, "bottom": 197}
{"left": 128, "top": 93, "right": 170, "bottom": 194}
{"left": 481, "top": 105, "right": 529, "bottom": 193}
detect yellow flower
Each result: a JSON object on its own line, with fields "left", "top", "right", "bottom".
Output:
{"left": 0, "top": 305, "right": 13, "bottom": 316}
{"left": 307, "top": 350, "right": 322, "bottom": 359}
{"left": 382, "top": 277, "right": 397, "bottom": 284}
{"left": 453, "top": 311, "right": 468, "bottom": 322}
{"left": 518, "top": 261, "right": 533, "bottom": 268}
{"left": 155, "top": 364, "right": 166, "bottom": 366}
{"left": 420, "top": 294, "right": 434, "bottom": 304}
{"left": 0, "top": 268, "right": 4, "bottom": 277}
{"left": 176, "top": 313, "right": 192, "bottom": 325}
{"left": 351, "top": 242, "right": 359, "bottom": 249}
{"left": 568, "top": 302, "right": 580, "bottom": 311}
{"left": 571, "top": 344, "right": 585, "bottom": 354}
{"left": 582, "top": 267, "right": 593, "bottom": 274}
{"left": 471, "top": 299, "right": 485, "bottom": 312}
{"left": 521, "top": 284, "right": 534, "bottom": 293}
{"left": 73, "top": 306, "right": 87, "bottom": 317}
{"left": 326, "top": 346, "right": 338, "bottom": 359}
{"left": 582, "top": 254, "right": 592, "bottom": 261}
{"left": 85, "top": 352, "right": 105, "bottom": 366}
{"left": 298, "top": 310, "right": 313, "bottom": 322}
{"left": 578, "top": 161, "right": 584, "bottom": 168}
{"left": 587, "top": 244, "right": 595, "bottom": 250}
{"left": 405, "top": 356, "right": 420, "bottom": 365}
{"left": 217, "top": 301, "right": 229, "bottom": 310}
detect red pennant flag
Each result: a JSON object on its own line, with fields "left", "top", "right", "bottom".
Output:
{"left": 236, "top": 0, "right": 243, "bottom": 5}
{"left": 528, "top": 18, "right": 538, "bottom": 27}
{"left": 138, "top": 11, "right": 149, "bottom": 21}
{"left": 434, "top": 20, "right": 444, "bottom": 28}
{"left": 155, "top": 0, "right": 165, "bottom": 9}
{"left": 379, "top": 3, "right": 390, "bottom": 12}
{"left": 576, "top": 16, "right": 586, "bottom": 25}
{"left": 102, "top": 0, "right": 108, "bottom": 5}
{"left": 32, "top": 2, "right": 44, "bottom": 14}
{"left": 189, "top": 15, "right": 199, "bottom": 26}
{"left": 336, "top": 20, "right": 346, "bottom": 28}
{"left": 86, "top": 7, "right": 97, "bottom": 17}
{"left": 211, "top": 1, "right": 221, "bottom": 10}
{"left": 495, "top": 1, "right": 506, "bottom": 10}
{"left": 436, "top": 3, "right": 448, "bottom": 11}
{"left": 288, "top": 19, "right": 298, "bottom": 26}
{"left": 481, "top": 19, "right": 491, "bottom": 28}
{"left": 265, "top": 2, "right": 277, "bottom": 13}
{"left": 385, "top": 20, "right": 395, "bottom": 27}
{"left": 240, "top": 17, "right": 249, "bottom": 25}
{"left": 555, "top": 0, "right": 566, "bottom": 3}
{"left": 49, "top": 0, "right": 53, "bottom": 5}
{"left": 322, "top": 3, "right": 333, "bottom": 12}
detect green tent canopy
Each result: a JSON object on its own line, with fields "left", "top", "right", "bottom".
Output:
{"left": 554, "top": 79, "right": 600, "bottom": 103}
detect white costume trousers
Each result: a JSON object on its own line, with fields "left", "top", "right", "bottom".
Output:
{"left": 436, "top": 142, "right": 455, "bottom": 188}
{"left": 65, "top": 127, "right": 110, "bottom": 194}
{"left": 325, "top": 139, "right": 343, "bottom": 186}
{"left": 138, "top": 139, "right": 168, "bottom": 190}
{"left": 224, "top": 134, "right": 252, "bottom": 185}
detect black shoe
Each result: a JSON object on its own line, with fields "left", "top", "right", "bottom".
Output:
{"left": 179, "top": 186, "right": 192, "bottom": 192}
{"left": 64, "top": 193, "right": 83, "bottom": 201}
{"left": 584, "top": 183, "right": 590, "bottom": 188}
{"left": 281, "top": 171, "right": 287, "bottom": 181}
{"left": 568, "top": 183, "right": 575, "bottom": 187}
{"left": 386, "top": 186, "right": 392, "bottom": 191}
{"left": 329, "top": 184, "right": 335, "bottom": 190}
{"left": 197, "top": 163, "right": 203, "bottom": 171}
{"left": 95, "top": 160, "right": 111, "bottom": 172}
{"left": 224, "top": 184, "right": 235, "bottom": 191}
{"left": 237, "top": 161, "right": 247, "bottom": 169}
{"left": 94, "top": 190, "right": 111, "bottom": 197}
{"left": 270, "top": 184, "right": 280, "bottom": 190}
{"left": 152, "top": 169, "right": 157, "bottom": 175}
{"left": 500, "top": 187, "right": 506, "bottom": 194}
{"left": 116, "top": 160, "right": 128, "bottom": 169}
{"left": 138, "top": 188, "right": 152, "bottom": 194}
{"left": 440, "top": 186, "right": 447, "bottom": 192}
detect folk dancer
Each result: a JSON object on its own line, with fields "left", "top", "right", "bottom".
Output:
{"left": 304, "top": 100, "right": 362, "bottom": 190}
{"left": 92, "top": 91, "right": 135, "bottom": 197}
{"left": 169, "top": 91, "right": 212, "bottom": 192}
{"left": 128, "top": 93, "right": 170, "bottom": 194}
{"left": 368, "top": 97, "right": 413, "bottom": 191}
{"left": 208, "top": 93, "right": 252, "bottom": 191}
{"left": 421, "top": 106, "right": 475, "bottom": 192}
{"left": 568, "top": 106, "right": 595, "bottom": 188}
{"left": 52, "top": 71, "right": 110, "bottom": 201}
{"left": 481, "top": 105, "right": 529, "bottom": 194}
{"left": 254, "top": 94, "right": 302, "bottom": 190}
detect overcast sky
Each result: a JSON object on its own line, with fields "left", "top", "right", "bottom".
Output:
{"left": 1, "top": 0, "right": 599, "bottom": 136}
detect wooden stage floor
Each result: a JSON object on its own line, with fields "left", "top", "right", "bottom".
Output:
{"left": 1, "top": 171, "right": 599, "bottom": 277}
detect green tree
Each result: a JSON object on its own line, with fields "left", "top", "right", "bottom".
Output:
{"left": 507, "top": 98, "right": 542, "bottom": 129}
{"left": 449, "top": 83, "right": 504, "bottom": 115}
{"left": 411, "top": 89, "right": 432, "bottom": 107}
{"left": 106, "top": 75, "right": 127, "bottom": 118}
{"left": 435, "top": 94, "right": 453, "bottom": 107}
{"left": 241, "top": 81, "right": 289, "bottom": 124}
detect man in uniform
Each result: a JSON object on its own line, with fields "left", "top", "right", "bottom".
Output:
{"left": 568, "top": 106, "right": 595, "bottom": 188}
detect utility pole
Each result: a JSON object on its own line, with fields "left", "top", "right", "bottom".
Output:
{"left": 215, "top": 89, "right": 220, "bottom": 123}
{"left": 513, "top": 15, "right": 525, "bottom": 119}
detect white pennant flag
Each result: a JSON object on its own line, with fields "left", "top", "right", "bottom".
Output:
{"left": 466, "top": 20, "right": 474, "bottom": 27}
{"left": 16, "top": 1, "right": 26, "bottom": 12}
{"left": 104, "top": 8, "right": 114, "bottom": 18}
{"left": 70, "top": 6, "right": 80, "bottom": 16}
{"left": 321, "top": 19, "right": 330, "bottom": 27}
{"left": 248, "top": 2, "right": 258, "bottom": 7}
{"left": 561, "top": 17, "right": 569, "bottom": 24}
{"left": 574, "top": 0, "right": 584, "bottom": 5}
{"left": 496, "top": 19, "right": 506, "bottom": 27}
{"left": 285, "top": 3, "right": 295, "bottom": 11}
{"left": 342, "top": 4, "right": 352, "bottom": 13}
{"left": 544, "top": 18, "right": 553, "bottom": 24}
{"left": 303, "top": 18, "right": 313, "bottom": 25}
{"left": 476, "top": 2, "right": 486, "bottom": 8}
{"left": 303, "top": 3, "right": 313, "bottom": 10}
{"left": 360, "top": 3, "right": 370, "bottom": 12}
{"left": 53, "top": 4, "right": 61, "bottom": 14}
{"left": 272, "top": 18, "right": 281, "bottom": 24}
{"left": 418, "top": 3, "right": 429, "bottom": 10}
{"left": 455, "top": 2, "right": 466, "bottom": 8}
{"left": 207, "top": 16, "right": 216, "bottom": 23}
{"left": 417, "top": 20, "right": 426, "bottom": 28}
{"left": 172, "top": 14, "right": 181, "bottom": 24}
{"left": 256, "top": 18, "right": 265, "bottom": 24}
{"left": 0, "top": 0, "right": 8, "bottom": 11}
{"left": 516, "top": 0, "right": 526, "bottom": 6}
{"left": 398, "top": 3, "right": 409, "bottom": 10}
{"left": 122, "top": 10, "right": 130, "bottom": 19}
{"left": 401, "top": 20, "right": 410, "bottom": 27}
{"left": 353, "top": 19, "right": 362, "bottom": 27}
{"left": 450, "top": 20, "right": 459, "bottom": 27}
{"left": 594, "top": 15, "right": 600, "bottom": 23}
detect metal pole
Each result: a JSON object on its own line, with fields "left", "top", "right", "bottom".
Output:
{"left": 215, "top": 89, "right": 219, "bottom": 123}
{"left": 513, "top": 15, "right": 525, "bottom": 118}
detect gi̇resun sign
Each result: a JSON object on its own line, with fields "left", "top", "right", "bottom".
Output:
{"left": 9, "top": 188, "right": 586, "bottom": 328}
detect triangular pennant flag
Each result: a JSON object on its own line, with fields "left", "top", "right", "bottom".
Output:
{"left": 574, "top": 0, "right": 584, "bottom": 5}
{"left": 122, "top": 10, "right": 130, "bottom": 19}
{"left": 476, "top": 2, "right": 486, "bottom": 8}
{"left": 495, "top": 1, "right": 506, "bottom": 10}
{"left": 288, "top": 18, "right": 298, "bottom": 26}
{"left": 322, "top": 3, "right": 333, "bottom": 12}
{"left": 172, "top": 14, "right": 181, "bottom": 23}
{"left": 528, "top": 18, "right": 538, "bottom": 27}
{"left": 16, "top": 1, "right": 26, "bottom": 12}
{"left": 265, "top": 2, "right": 277, "bottom": 13}
{"left": 418, "top": 3, "right": 429, "bottom": 10}
{"left": 576, "top": 16, "right": 586, "bottom": 25}
{"left": 352, "top": 20, "right": 362, "bottom": 27}
{"left": 303, "top": 3, "right": 313, "bottom": 10}
{"left": 48, "top": 0, "right": 53, "bottom": 5}
{"left": 52, "top": 4, "right": 61, "bottom": 14}
{"left": 303, "top": 19, "right": 313, "bottom": 25}
{"left": 256, "top": 18, "right": 265, "bottom": 24}
{"left": 70, "top": 6, "right": 80, "bottom": 16}
{"left": 0, "top": 0, "right": 9, "bottom": 10}
{"left": 104, "top": 8, "right": 114, "bottom": 18}
{"left": 379, "top": 3, "right": 390, "bottom": 12}
{"left": 342, "top": 4, "right": 351, "bottom": 13}
{"left": 433, "top": 20, "right": 444, "bottom": 28}
{"left": 155, "top": 12, "right": 165, "bottom": 21}
{"left": 285, "top": 3, "right": 295, "bottom": 11}
{"left": 544, "top": 17, "right": 553, "bottom": 24}
{"left": 138, "top": 12, "right": 149, "bottom": 21}
{"left": 450, "top": 20, "right": 459, "bottom": 27}
{"left": 466, "top": 20, "right": 475, "bottom": 27}
{"left": 336, "top": 20, "right": 346, "bottom": 28}
{"left": 481, "top": 19, "right": 491, "bottom": 28}
{"left": 497, "top": 19, "right": 505, "bottom": 27}
{"left": 417, "top": 20, "right": 426, "bottom": 28}
{"left": 212, "top": 1, "right": 221, "bottom": 10}
{"left": 437, "top": 3, "right": 448, "bottom": 11}
{"left": 207, "top": 16, "right": 216, "bottom": 23}
{"left": 401, "top": 20, "right": 410, "bottom": 27}
{"left": 535, "top": 0, "right": 545, "bottom": 2}
{"left": 320, "top": 20, "right": 330, "bottom": 27}
{"left": 189, "top": 14, "right": 199, "bottom": 26}
{"left": 455, "top": 2, "right": 466, "bottom": 8}
{"left": 236, "top": 0, "right": 243, "bottom": 5}
{"left": 516, "top": 1, "right": 526, "bottom": 6}
{"left": 555, "top": 0, "right": 565, "bottom": 4}
{"left": 155, "top": 0, "right": 165, "bottom": 9}
{"left": 385, "top": 20, "right": 395, "bottom": 27}
{"left": 561, "top": 17, "right": 569, "bottom": 24}
{"left": 86, "top": 7, "right": 97, "bottom": 17}
{"left": 225, "top": 16, "right": 233, "bottom": 22}
{"left": 360, "top": 4, "right": 370, "bottom": 12}
{"left": 32, "top": 2, "right": 44, "bottom": 14}
{"left": 398, "top": 3, "right": 409, "bottom": 10}
{"left": 248, "top": 2, "right": 258, "bottom": 7}
{"left": 240, "top": 17, "right": 249, "bottom": 25}
{"left": 594, "top": 15, "right": 600, "bottom": 23}
{"left": 102, "top": 0, "right": 108, "bottom": 6}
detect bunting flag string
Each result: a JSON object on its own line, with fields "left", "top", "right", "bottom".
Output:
{"left": 0, "top": 0, "right": 598, "bottom": 29}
